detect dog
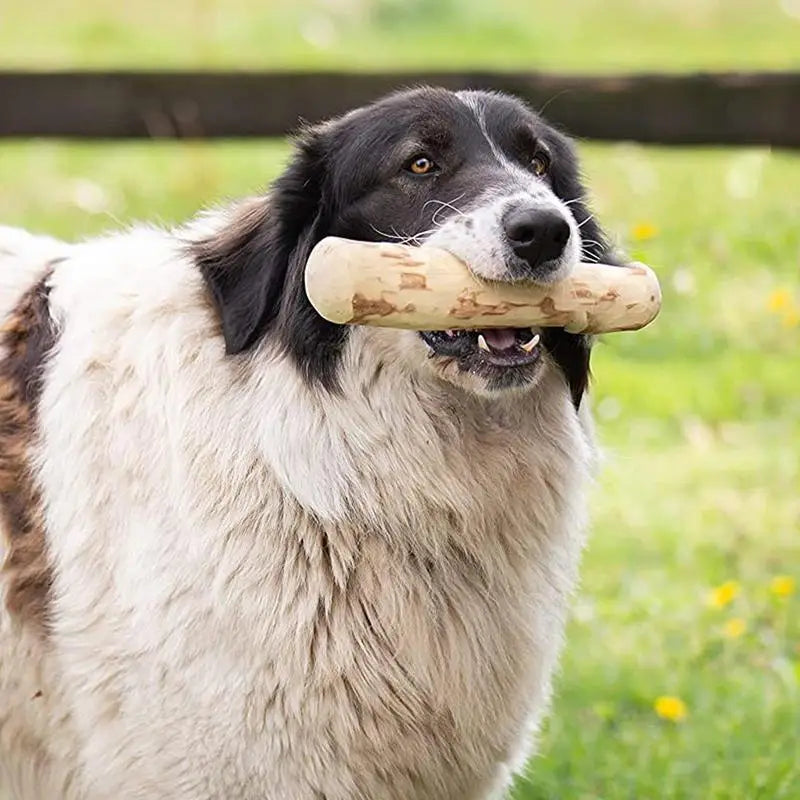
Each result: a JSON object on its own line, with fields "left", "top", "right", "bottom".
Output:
{"left": 0, "top": 87, "right": 620, "bottom": 799}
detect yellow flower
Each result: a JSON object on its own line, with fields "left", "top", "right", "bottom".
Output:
{"left": 707, "top": 580, "right": 740, "bottom": 609}
{"left": 722, "top": 618, "right": 747, "bottom": 638}
{"left": 654, "top": 696, "right": 688, "bottom": 722}
{"left": 631, "top": 222, "right": 658, "bottom": 242}
{"left": 782, "top": 309, "right": 800, "bottom": 328}
{"left": 770, "top": 575, "right": 796, "bottom": 598}
{"left": 767, "top": 288, "right": 791, "bottom": 313}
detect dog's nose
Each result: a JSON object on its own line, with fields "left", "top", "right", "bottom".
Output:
{"left": 503, "top": 206, "right": 571, "bottom": 278}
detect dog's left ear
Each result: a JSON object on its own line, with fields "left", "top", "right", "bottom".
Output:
{"left": 541, "top": 328, "right": 591, "bottom": 409}
{"left": 545, "top": 129, "right": 623, "bottom": 408}
{"left": 193, "top": 128, "right": 329, "bottom": 355}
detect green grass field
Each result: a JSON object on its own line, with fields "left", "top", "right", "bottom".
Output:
{"left": 1, "top": 1, "right": 798, "bottom": 797}
{"left": 3, "top": 0, "right": 800, "bottom": 72}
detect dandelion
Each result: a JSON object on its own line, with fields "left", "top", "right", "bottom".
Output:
{"left": 654, "top": 696, "right": 688, "bottom": 722}
{"left": 722, "top": 618, "right": 747, "bottom": 639}
{"left": 782, "top": 309, "right": 800, "bottom": 328}
{"left": 707, "top": 580, "right": 740, "bottom": 609}
{"left": 767, "top": 288, "right": 792, "bottom": 313}
{"left": 631, "top": 221, "right": 658, "bottom": 242}
{"left": 770, "top": 575, "right": 796, "bottom": 598}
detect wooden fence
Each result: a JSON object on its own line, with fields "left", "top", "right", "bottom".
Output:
{"left": 1, "top": 70, "right": 798, "bottom": 146}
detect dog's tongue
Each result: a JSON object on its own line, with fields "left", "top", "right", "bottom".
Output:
{"left": 481, "top": 329, "right": 517, "bottom": 350}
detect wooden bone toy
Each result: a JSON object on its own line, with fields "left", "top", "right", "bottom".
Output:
{"left": 305, "top": 237, "right": 661, "bottom": 335}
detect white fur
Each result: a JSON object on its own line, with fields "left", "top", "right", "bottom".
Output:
{"left": 0, "top": 209, "right": 594, "bottom": 800}
{"left": 0, "top": 226, "right": 69, "bottom": 320}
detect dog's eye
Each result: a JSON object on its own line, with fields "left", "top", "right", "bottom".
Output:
{"left": 407, "top": 156, "right": 437, "bottom": 175}
{"left": 530, "top": 153, "right": 550, "bottom": 177}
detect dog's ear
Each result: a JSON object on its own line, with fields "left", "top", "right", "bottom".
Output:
{"left": 541, "top": 328, "right": 591, "bottom": 409}
{"left": 545, "top": 130, "right": 624, "bottom": 408}
{"left": 545, "top": 169, "right": 617, "bottom": 408}
{"left": 193, "top": 129, "right": 329, "bottom": 355}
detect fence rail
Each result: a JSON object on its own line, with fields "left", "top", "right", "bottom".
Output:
{"left": 1, "top": 70, "right": 798, "bottom": 146}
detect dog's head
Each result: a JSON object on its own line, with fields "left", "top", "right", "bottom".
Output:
{"left": 194, "top": 87, "right": 619, "bottom": 405}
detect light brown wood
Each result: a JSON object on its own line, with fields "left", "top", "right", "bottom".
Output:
{"left": 305, "top": 237, "right": 662, "bottom": 334}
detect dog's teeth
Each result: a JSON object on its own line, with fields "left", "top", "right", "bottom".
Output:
{"left": 520, "top": 333, "right": 541, "bottom": 353}
{"left": 477, "top": 334, "right": 490, "bottom": 352}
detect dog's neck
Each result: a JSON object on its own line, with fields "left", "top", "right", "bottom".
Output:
{"left": 220, "top": 346, "right": 590, "bottom": 554}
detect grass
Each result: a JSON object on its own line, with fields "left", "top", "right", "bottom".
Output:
{"left": 1, "top": 1, "right": 798, "bottom": 797}
{"left": 1, "top": 0, "right": 799, "bottom": 73}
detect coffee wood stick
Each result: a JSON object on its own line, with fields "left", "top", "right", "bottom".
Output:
{"left": 305, "top": 237, "right": 661, "bottom": 334}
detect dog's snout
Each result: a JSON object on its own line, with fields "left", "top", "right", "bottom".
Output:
{"left": 503, "top": 206, "right": 571, "bottom": 277}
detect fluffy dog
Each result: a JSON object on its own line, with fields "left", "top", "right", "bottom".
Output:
{"left": 0, "top": 87, "right": 619, "bottom": 799}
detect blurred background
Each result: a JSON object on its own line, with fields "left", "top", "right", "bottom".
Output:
{"left": 1, "top": 1, "right": 798, "bottom": 797}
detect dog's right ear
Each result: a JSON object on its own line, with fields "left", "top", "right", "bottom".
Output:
{"left": 193, "top": 129, "right": 329, "bottom": 354}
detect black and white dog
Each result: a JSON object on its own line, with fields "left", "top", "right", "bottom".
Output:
{"left": 0, "top": 88, "right": 619, "bottom": 800}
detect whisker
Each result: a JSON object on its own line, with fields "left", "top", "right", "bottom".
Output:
{"left": 400, "top": 228, "right": 440, "bottom": 246}
{"left": 423, "top": 193, "right": 469, "bottom": 227}
{"left": 424, "top": 197, "right": 467, "bottom": 221}
{"left": 370, "top": 224, "right": 407, "bottom": 241}
{"left": 440, "top": 192, "right": 467, "bottom": 210}
{"left": 405, "top": 227, "right": 439, "bottom": 244}
{"left": 430, "top": 207, "right": 445, "bottom": 227}
{"left": 577, "top": 214, "right": 595, "bottom": 229}
{"left": 370, "top": 225, "right": 424, "bottom": 246}
{"left": 370, "top": 223, "right": 444, "bottom": 247}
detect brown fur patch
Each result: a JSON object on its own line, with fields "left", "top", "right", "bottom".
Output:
{"left": 0, "top": 274, "right": 57, "bottom": 631}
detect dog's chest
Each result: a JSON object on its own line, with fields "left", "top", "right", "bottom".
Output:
{"left": 39, "top": 345, "right": 589, "bottom": 798}
{"left": 126, "top": 488, "right": 581, "bottom": 799}
{"left": 58, "top": 489, "right": 581, "bottom": 800}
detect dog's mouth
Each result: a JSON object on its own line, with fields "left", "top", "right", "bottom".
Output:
{"left": 419, "top": 327, "right": 543, "bottom": 367}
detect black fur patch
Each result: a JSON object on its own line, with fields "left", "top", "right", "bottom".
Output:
{"left": 193, "top": 139, "right": 347, "bottom": 388}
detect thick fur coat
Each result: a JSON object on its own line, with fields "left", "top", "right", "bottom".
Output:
{"left": 0, "top": 88, "right": 616, "bottom": 799}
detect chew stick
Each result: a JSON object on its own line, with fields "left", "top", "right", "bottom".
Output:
{"left": 305, "top": 237, "right": 661, "bottom": 334}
